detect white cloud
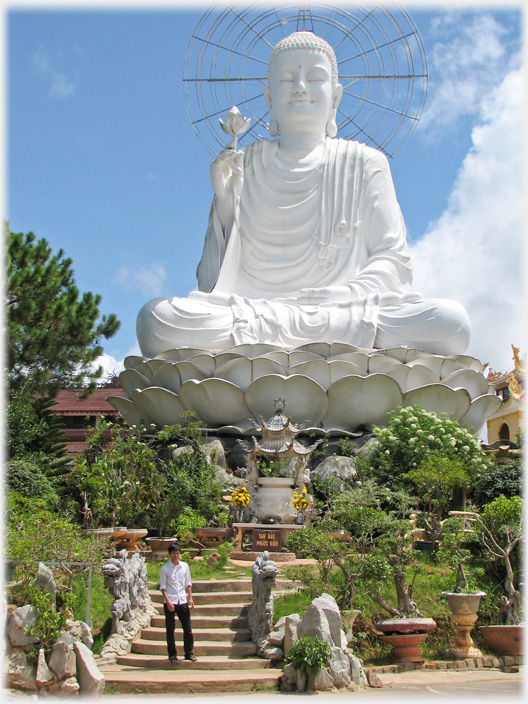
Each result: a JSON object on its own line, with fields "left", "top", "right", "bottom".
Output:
{"left": 91, "top": 353, "right": 125, "bottom": 381}
{"left": 114, "top": 263, "right": 167, "bottom": 297}
{"left": 410, "top": 66, "right": 525, "bottom": 373}
{"left": 32, "top": 46, "right": 77, "bottom": 98}
{"left": 418, "top": 12, "right": 519, "bottom": 135}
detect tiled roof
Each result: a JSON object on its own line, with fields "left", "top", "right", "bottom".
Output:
{"left": 50, "top": 387, "right": 125, "bottom": 415}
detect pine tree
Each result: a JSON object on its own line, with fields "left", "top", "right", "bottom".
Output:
{"left": 6, "top": 227, "right": 120, "bottom": 400}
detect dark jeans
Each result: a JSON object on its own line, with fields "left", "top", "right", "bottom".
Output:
{"left": 163, "top": 603, "right": 194, "bottom": 659}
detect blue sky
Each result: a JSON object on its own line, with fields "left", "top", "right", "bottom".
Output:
{"left": 5, "top": 1, "right": 525, "bottom": 378}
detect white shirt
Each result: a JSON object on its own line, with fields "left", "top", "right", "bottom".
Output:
{"left": 159, "top": 559, "right": 192, "bottom": 605}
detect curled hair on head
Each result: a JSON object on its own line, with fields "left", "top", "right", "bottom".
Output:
{"left": 268, "top": 31, "right": 339, "bottom": 88}
{"left": 168, "top": 542, "right": 181, "bottom": 554}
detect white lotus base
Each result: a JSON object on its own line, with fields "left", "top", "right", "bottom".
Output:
{"left": 107, "top": 343, "right": 501, "bottom": 435}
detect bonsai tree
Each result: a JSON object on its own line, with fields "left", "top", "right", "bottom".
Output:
{"left": 473, "top": 495, "right": 523, "bottom": 624}
{"left": 437, "top": 516, "right": 480, "bottom": 593}
{"left": 403, "top": 454, "right": 471, "bottom": 548}
{"left": 356, "top": 491, "right": 425, "bottom": 618}
{"left": 286, "top": 521, "right": 359, "bottom": 609}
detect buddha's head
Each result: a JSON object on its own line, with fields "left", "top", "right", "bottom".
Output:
{"left": 265, "top": 31, "right": 343, "bottom": 138}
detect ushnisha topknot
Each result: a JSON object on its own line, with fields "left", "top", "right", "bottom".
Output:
{"left": 268, "top": 31, "right": 339, "bottom": 88}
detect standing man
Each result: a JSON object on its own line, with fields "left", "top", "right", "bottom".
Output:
{"left": 159, "top": 542, "right": 197, "bottom": 663}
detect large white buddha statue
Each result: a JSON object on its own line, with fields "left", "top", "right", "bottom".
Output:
{"left": 137, "top": 31, "right": 470, "bottom": 358}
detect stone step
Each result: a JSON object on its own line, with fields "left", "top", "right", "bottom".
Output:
{"left": 101, "top": 665, "right": 281, "bottom": 694}
{"left": 190, "top": 579, "right": 253, "bottom": 592}
{"left": 131, "top": 638, "right": 257, "bottom": 657}
{"left": 150, "top": 590, "right": 253, "bottom": 605}
{"left": 153, "top": 602, "right": 250, "bottom": 617}
{"left": 115, "top": 653, "right": 270, "bottom": 671}
{"left": 150, "top": 614, "right": 249, "bottom": 630}
{"left": 141, "top": 626, "right": 252, "bottom": 642}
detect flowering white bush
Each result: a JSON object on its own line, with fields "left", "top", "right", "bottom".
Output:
{"left": 366, "top": 405, "right": 491, "bottom": 486}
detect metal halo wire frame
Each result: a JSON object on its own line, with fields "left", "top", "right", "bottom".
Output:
{"left": 182, "top": 3, "right": 428, "bottom": 159}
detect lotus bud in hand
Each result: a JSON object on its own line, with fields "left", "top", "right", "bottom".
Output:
{"left": 219, "top": 106, "right": 251, "bottom": 149}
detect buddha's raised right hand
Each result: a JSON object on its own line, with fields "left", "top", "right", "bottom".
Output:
{"left": 210, "top": 148, "right": 244, "bottom": 229}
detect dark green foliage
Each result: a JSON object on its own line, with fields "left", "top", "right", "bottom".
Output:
{"left": 6, "top": 228, "right": 119, "bottom": 400}
{"left": 472, "top": 458, "right": 523, "bottom": 507}
{"left": 285, "top": 635, "right": 332, "bottom": 677}
{"left": 6, "top": 458, "right": 60, "bottom": 510}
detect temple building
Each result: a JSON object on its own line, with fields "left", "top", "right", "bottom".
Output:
{"left": 50, "top": 377, "right": 124, "bottom": 456}
{"left": 485, "top": 346, "right": 524, "bottom": 444}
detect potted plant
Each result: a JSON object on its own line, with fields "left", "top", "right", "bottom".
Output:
{"left": 438, "top": 516, "right": 486, "bottom": 658}
{"left": 473, "top": 496, "right": 523, "bottom": 655}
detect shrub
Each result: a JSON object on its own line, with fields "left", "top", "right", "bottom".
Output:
{"left": 472, "top": 458, "right": 523, "bottom": 507}
{"left": 285, "top": 635, "right": 331, "bottom": 677}
{"left": 366, "top": 405, "right": 490, "bottom": 489}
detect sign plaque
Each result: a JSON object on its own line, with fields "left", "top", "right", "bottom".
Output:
{"left": 252, "top": 528, "right": 282, "bottom": 552}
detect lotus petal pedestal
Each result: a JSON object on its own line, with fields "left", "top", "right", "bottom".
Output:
{"left": 108, "top": 344, "right": 501, "bottom": 436}
{"left": 376, "top": 618, "right": 437, "bottom": 663}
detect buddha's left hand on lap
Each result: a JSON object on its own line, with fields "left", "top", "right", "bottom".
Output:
{"left": 297, "top": 285, "right": 355, "bottom": 304}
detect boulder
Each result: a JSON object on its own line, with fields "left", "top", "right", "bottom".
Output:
{"left": 267, "top": 616, "right": 287, "bottom": 646}
{"left": 311, "top": 593, "right": 346, "bottom": 648}
{"left": 311, "top": 455, "right": 357, "bottom": 490}
{"left": 65, "top": 620, "right": 94, "bottom": 649}
{"left": 346, "top": 651, "right": 368, "bottom": 686}
{"left": 7, "top": 605, "right": 40, "bottom": 647}
{"left": 284, "top": 614, "right": 301, "bottom": 656}
{"left": 365, "top": 667, "right": 383, "bottom": 688}
{"left": 49, "top": 641, "right": 76, "bottom": 680}
{"left": 47, "top": 677, "right": 80, "bottom": 697}
{"left": 35, "top": 562, "right": 56, "bottom": 597}
{"left": 73, "top": 642, "right": 105, "bottom": 697}
{"left": 5, "top": 647, "right": 37, "bottom": 691}
{"left": 202, "top": 439, "right": 227, "bottom": 469}
{"left": 36, "top": 649, "right": 55, "bottom": 687}
{"left": 329, "top": 646, "right": 351, "bottom": 688}
{"left": 297, "top": 603, "right": 333, "bottom": 646}
{"left": 313, "top": 667, "right": 335, "bottom": 691}
{"left": 280, "top": 662, "right": 297, "bottom": 691}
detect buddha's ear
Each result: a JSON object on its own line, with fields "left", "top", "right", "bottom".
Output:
{"left": 332, "top": 83, "right": 344, "bottom": 111}
{"left": 264, "top": 85, "right": 272, "bottom": 110}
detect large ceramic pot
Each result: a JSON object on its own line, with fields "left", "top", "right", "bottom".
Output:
{"left": 376, "top": 618, "right": 437, "bottom": 663}
{"left": 145, "top": 537, "right": 179, "bottom": 557}
{"left": 115, "top": 528, "right": 148, "bottom": 552}
{"left": 479, "top": 625, "right": 523, "bottom": 656}
{"left": 250, "top": 477, "right": 296, "bottom": 524}
{"left": 194, "top": 527, "right": 233, "bottom": 547}
{"left": 442, "top": 591, "right": 486, "bottom": 658}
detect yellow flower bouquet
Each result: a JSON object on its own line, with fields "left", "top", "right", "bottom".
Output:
{"left": 291, "top": 486, "right": 310, "bottom": 511}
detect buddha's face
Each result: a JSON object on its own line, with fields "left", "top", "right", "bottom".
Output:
{"left": 265, "top": 49, "right": 342, "bottom": 135}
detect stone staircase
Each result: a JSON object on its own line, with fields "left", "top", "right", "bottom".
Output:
{"left": 100, "top": 578, "right": 286, "bottom": 694}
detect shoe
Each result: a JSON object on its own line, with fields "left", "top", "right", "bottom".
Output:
{"left": 185, "top": 655, "right": 198, "bottom": 662}
{"left": 169, "top": 656, "right": 179, "bottom": 663}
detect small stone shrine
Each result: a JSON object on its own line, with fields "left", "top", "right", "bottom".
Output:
{"left": 241, "top": 399, "right": 319, "bottom": 523}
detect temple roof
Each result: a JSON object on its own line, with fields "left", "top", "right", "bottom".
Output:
{"left": 50, "top": 387, "right": 125, "bottom": 416}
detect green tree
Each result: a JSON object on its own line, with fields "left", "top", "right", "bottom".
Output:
{"left": 403, "top": 455, "right": 471, "bottom": 546}
{"left": 6, "top": 227, "right": 120, "bottom": 400}
{"left": 365, "top": 405, "right": 490, "bottom": 490}
{"left": 473, "top": 496, "right": 523, "bottom": 624}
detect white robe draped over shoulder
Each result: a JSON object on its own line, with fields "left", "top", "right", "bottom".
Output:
{"left": 137, "top": 138, "right": 470, "bottom": 357}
